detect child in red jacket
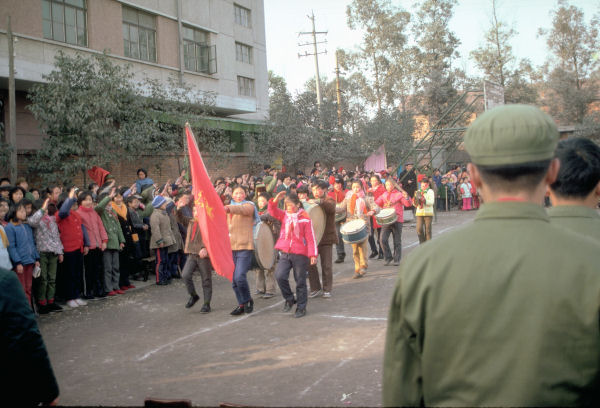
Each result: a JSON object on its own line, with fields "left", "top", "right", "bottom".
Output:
{"left": 268, "top": 191, "right": 317, "bottom": 318}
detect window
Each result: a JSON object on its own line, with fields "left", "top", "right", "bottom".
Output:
{"left": 183, "top": 26, "right": 217, "bottom": 74}
{"left": 42, "top": 0, "right": 87, "bottom": 46}
{"left": 122, "top": 6, "right": 156, "bottom": 62}
{"left": 235, "top": 42, "right": 252, "bottom": 64}
{"left": 234, "top": 4, "right": 251, "bottom": 28}
{"left": 237, "top": 76, "right": 255, "bottom": 97}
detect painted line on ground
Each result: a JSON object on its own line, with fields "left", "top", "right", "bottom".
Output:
{"left": 299, "top": 328, "right": 385, "bottom": 398}
{"left": 138, "top": 221, "right": 466, "bottom": 362}
{"left": 319, "top": 314, "right": 386, "bottom": 321}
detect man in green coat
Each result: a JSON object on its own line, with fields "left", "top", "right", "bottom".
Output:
{"left": 547, "top": 137, "right": 600, "bottom": 242}
{"left": 383, "top": 105, "right": 600, "bottom": 406}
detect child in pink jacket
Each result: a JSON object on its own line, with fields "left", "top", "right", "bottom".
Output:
{"left": 268, "top": 191, "right": 317, "bottom": 318}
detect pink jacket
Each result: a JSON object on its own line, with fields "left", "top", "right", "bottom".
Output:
{"left": 76, "top": 206, "right": 108, "bottom": 250}
{"left": 268, "top": 199, "right": 318, "bottom": 258}
{"left": 375, "top": 190, "right": 412, "bottom": 222}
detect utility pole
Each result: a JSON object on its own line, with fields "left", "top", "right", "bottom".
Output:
{"left": 298, "top": 11, "right": 327, "bottom": 120}
{"left": 7, "top": 16, "right": 17, "bottom": 183}
{"left": 334, "top": 50, "right": 343, "bottom": 129}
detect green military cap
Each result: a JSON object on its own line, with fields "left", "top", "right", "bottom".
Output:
{"left": 464, "top": 104, "right": 559, "bottom": 166}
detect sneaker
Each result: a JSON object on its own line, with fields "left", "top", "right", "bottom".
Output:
{"left": 384, "top": 259, "right": 392, "bottom": 266}
{"left": 75, "top": 298, "right": 87, "bottom": 306}
{"left": 254, "top": 289, "right": 265, "bottom": 296}
{"left": 322, "top": 292, "right": 332, "bottom": 298}
{"left": 67, "top": 300, "right": 79, "bottom": 308}
{"left": 107, "top": 291, "right": 117, "bottom": 296}
{"left": 230, "top": 305, "right": 245, "bottom": 315}
{"left": 334, "top": 257, "right": 344, "bottom": 264}
{"left": 185, "top": 294, "right": 200, "bottom": 309}
{"left": 309, "top": 289, "right": 323, "bottom": 298}
{"left": 120, "top": 286, "right": 129, "bottom": 291}
{"left": 369, "top": 252, "right": 378, "bottom": 259}
{"left": 115, "top": 290, "right": 125, "bottom": 295}
{"left": 200, "top": 303, "right": 211, "bottom": 313}
{"left": 353, "top": 273, "right": 362, "bottom": 279}
{"left": 262, "top": 292, "right": 274, "bottom": 299}
{"left": 126, "top": 284, "right": 136, "bottom": 289}
{"left": 294, "top": 308, "right": 306, "bottom": 318}
{"left": 377, "top": 253, "right": 384, "bottom": 260}
{"left": 47, "top": 303, "right": 63, "bottom": 312}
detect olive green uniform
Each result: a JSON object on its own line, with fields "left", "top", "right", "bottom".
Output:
{"left": 383, "top": 202, "right": 600, "bottom": 406}
{"left": 548, "top": 205, "right": 600, "bottom": 242}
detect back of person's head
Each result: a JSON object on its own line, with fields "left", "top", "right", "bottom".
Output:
{"left": 464, "top": 104, "right": 559, "bottom": 193}
{"left": 550, "top": 137, "right": 600, "bottom": 199}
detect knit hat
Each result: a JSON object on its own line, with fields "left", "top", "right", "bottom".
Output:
{"left": 152, "top": 195, "right": 167, "bottom": 208}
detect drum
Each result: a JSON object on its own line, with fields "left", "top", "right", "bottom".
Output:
{"left": 375, "top": 208, "right": 397, "bottom": 226}
{"left": 252, "top": 222, "right": 275, "bottom": 270}
{"left": 305, "top": 204, "right": 325, "bottom": 244}
{"left": 335, "top": 207, "right": 347, "bottom": 223}
{"left": 340, "top": 219, "right": 368, "bottom": 244}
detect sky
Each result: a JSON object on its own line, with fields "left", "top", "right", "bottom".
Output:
{"left": 263, "top": 0, "right": 600, "bottom": 94}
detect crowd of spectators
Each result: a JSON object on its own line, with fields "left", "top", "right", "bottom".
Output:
{"left": 0, "top": 160, "right": 470, "bottom": 316}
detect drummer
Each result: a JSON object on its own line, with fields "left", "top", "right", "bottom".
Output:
{"left": 255, "top": 193, "right": 279, "bottom": 299}
{"left": 342, "top": 179, "right": 379, "bottom": 279}
{"left": 367, "top": 175, "right": 386, "bottom": 260}
{"left": 328, "top": 176, "right": 348, "bottom": 264}
{"left": 375, "top": 179, "right": 412, "bottom": 266}
{"left": 307, "top": 180, "right": 337, "bottom": 298}
{"left": 269, "top": 191, "right": 318, "bottom": 318}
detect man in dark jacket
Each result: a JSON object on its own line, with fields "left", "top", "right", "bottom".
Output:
{"left": 307, "top": 181, "right": 338, "bottom": 298}
{"left": 0, "top": 267, "right": 59, "bottom": 405}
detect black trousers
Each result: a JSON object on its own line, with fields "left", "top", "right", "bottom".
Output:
{"left": 84, "top": 248, "right": 105, "bottom": 296}
{"left": 380, "top": 221, "right": 403, "bottom": 263}
{"left": 275, "top": 252, "right": 309, "bottom": 310}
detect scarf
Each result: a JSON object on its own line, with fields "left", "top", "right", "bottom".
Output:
{"left": 111, "top": 201, "right": 128, "bottom": 220}
{"left": 284, "top": 210, "right": 303, "bottom": 240}
{"left": 349, "top": 192, "right": 365, "bottom": 216}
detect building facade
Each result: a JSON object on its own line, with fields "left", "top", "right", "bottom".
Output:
{"left": 0, "top": 0, "right": 268, "bottom": 179}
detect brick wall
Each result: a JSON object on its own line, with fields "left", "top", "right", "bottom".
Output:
{"left": 16, "top": 152, "right": 259, "bottom": 190}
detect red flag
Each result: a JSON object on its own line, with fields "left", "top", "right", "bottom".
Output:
{"left": 186, "top": 125, "right": 234, "bottom": 282}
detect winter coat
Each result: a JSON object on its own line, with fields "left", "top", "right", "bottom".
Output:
{"left": 226, "top": 202, "right": 255, "bottom": 250}
{"left": 149, "top": 208, "right": 175, "bottom": 250}
{"left": 5, "top": 222, "right": 39, "bottom": 266}
{"left": 27, "top": 209, "right": 64, "bottom": 255}
{"left": 56, "top": 198, "right": 90, "bottom": 253}
{"left": 76, "top": 206, "right": 108, "bottom": 250}
{"left": 375, "top": 190, "right": 412, "bottom": 223}
{"left": 268, "top": 199, "right": 317, "bottom": 258}
{"left": 95, "top": 196, "right": 125, "bottom": 251}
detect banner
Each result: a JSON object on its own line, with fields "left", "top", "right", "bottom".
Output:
{"left": 364, "top": 144, "right": 387, "bottom": 172}
{"left": 186, "top": 124, "right": 234, "bottom": 282}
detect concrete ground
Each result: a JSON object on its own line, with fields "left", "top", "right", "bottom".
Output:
{"left": 38, "top": 210, "right": 476, "bottom": 407}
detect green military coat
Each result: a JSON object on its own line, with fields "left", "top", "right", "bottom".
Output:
{"left": 547, "top": 205, "right": 600, "bottom": 242}
{"left": 383, "top": 201, "right": 600, "bottom": 407}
